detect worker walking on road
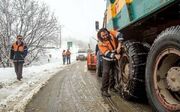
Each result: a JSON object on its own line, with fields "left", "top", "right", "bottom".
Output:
{"left": 10, "top": 35, "right": 28, "bottom": 81}
{"left": 97, "top": 28, "right": 123, "bottom": 97}
{"left": 66, "top": 49, "right": 71, "bottom": 64}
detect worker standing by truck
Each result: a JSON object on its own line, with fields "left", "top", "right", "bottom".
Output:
{"left": 101, "top": 0, "right": 180, "bottom": 111}
{"left": 97, "top": 28, "right": 123, "bottom": 97}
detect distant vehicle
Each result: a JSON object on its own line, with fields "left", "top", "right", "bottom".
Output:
{"left": 87, "top": 52, "right": 96, "bottom": 70}
{"left": 76, "top": 50, "right": 87, "bottom": 61}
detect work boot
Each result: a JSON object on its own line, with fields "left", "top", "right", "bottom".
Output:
{"left": 110, "top": 88, "right": 119, "bottom": 93}
{"left": 19, "top": 75, "right": 22, "bottom": 79}
{"left": 101, "top": 91, "right": 111, "bottom": 97}
{"left": 17, "top": 77, "right": 21, "bottom": 81}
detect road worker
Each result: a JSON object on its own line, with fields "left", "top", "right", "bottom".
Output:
{"left": 66, "top": 49, "right": 71, "bottom": 64}
{"left": 97, "top": 28, "right": 123, "bottom": 97}
{"left": 62, "top": 50, "right": 66, "bottom": 65}
{"left": 10, "top": 35, "right": 28, "bottom": 81}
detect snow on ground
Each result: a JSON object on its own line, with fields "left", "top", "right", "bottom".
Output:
{"left": 0, "top": 48, "right": 78, "bottom": 112}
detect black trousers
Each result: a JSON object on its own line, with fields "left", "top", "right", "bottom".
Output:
{"left": 101, "top": 59, "right": 116, "bottom": 92}
{"left": 14, "top": 62, "right": 23, "bottom": 79}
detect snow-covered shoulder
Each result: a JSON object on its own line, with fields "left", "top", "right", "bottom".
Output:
{"left": 0, "top": 48, "right": 77, "bottom": 112}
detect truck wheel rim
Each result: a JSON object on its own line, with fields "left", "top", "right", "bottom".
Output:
{"left": 153, "top": 48, "right": 180, "bottom": 110}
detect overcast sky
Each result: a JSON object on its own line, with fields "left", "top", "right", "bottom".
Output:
{"left": 37, "top": 0, "right": 106, "bottom": 42}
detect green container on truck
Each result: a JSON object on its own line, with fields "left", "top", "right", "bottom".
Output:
{"left": 99, "top": 0, "right": 180, "bottom": 111}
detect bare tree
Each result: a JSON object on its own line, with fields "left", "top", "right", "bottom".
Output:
{"left": 0, "top": 0, "right": 60, "bottom": 67}
{"left": 0, "top": 0, "right": 15, "bottom": 66}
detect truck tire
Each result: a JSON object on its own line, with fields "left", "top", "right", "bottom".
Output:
{"left": 146, "top": 26, "right": 180, "bottom": 111}
{"left": 117, "top": 40, "right": 148, "bottom": 100}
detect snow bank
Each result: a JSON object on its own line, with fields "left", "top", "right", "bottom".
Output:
{"left": 0, "top": 48, "right": 77, "bottom": 112}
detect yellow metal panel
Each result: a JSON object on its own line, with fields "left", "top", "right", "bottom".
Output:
{"left": 125, "top": 0, "right": 133, "bottom": 4}
{"left": 107, "top": 4, "right": 113, "bottom": 21}
{"left": 114, "top": 0, "right": 126, "bottom": 16}
{"left": 106, "top": 0, "right": 133, "bottom": 26}
{"left": 111, "top": 4, "right": 116, "bottom": 18}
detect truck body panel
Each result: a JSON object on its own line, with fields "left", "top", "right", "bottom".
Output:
{"left": 106, "top": 0, "right": 176, "bottom": 30}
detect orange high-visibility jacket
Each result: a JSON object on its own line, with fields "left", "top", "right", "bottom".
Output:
{"left": 98, "top": 30, "right": 119, "bottom": 61}
{"left": 10, "top": 41, "right": 28, "bottom": 62}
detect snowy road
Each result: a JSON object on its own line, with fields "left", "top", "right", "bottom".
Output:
{"left": 25, "top": 61, "right": 152, "bottom": 112}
